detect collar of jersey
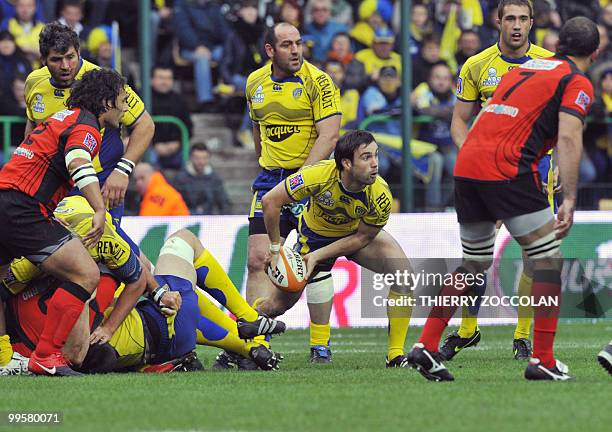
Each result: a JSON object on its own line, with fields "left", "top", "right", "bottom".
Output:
{"left": 49, "top": 57, "right": 84, "bottom": 88}
{"left": 497, "top": 42, "right": 532, "bottom": 64}
{"left": 270, "top": 65, "right": 303, "bottom": 84}
{"left": 339, "top": 176, "right": 367, "bottom": 201}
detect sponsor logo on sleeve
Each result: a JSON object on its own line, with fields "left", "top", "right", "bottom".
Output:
{"left": 252, "top": 85, "right": 264, "bottom": 103}
{"left": 33, "top": 94, "right": 45, "bottom": 113}
{"left": 456, "top": 77, "right": 463, "bottom": 94}
{"left": 83, "top": 132, "right": 98, "bottom": 152}
{"left": 575, "top": 90, "right": 591, "bottom": 112}
{"left": 315, "top": 74, "right": 334, "bottom": 109}
{"left": 288, "top": 174, "right": 304, "bottom": 191}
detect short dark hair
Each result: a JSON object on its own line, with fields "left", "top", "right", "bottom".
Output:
{"left": 557, "top": 17, "right": 600, "bottom": 58}
{"left": 334, "top": 130, "right": 376, "bottom": 171}
{"left": 61, "top": 0, "right": 83, "bottom": 11}
{"left": 39, "top": 22, "right": 80, "bottom": 59}
{"left": 67, "top": 68, "right": 125, "bottom": 118}
{"left": 152, "top": 64, "right": 174, "bottom": 77}
{"left": 190, "top": 142, "right": 209, "bottom": 155}
{"left": 497, "top": 0, "right": 533, "bottom": 20}
{"left": 264, "top": 24, "right": 279, "bottom": 48}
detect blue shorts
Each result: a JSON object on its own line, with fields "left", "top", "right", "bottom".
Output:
{"left": 248, "top": 168, "right": 306, "bottom": 236}
{"left": 138, "top": 274, "right": 199, "bottom": 364}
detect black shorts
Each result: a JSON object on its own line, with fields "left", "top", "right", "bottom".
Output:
{"left": 0, "top": 189, "right": 73, "bottom": 266}
{"left": 454, "top": 174, "right": 549, "bottom": 224}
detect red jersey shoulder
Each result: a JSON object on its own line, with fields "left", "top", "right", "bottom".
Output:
{"left": 560, "top": 73, "right": 594, "bottom": 120}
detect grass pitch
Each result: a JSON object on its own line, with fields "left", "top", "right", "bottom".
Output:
{"left": 0, "top": 321, "right": 610, "bottom": 432}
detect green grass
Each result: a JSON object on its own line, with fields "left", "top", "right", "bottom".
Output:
{"left": 0, "top": 321, "right": 610, "bottom": 432}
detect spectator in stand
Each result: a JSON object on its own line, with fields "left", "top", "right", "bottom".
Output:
{"left": 412, "top": 34, "right": 442, "bottom": 89}
{"left": 173, "top": 0, "right": 229, "bottom": 110}
{"left": 133, "top": 162, "right": 190, "bottom": 216}
{"left": 0, "top": 30, "right": 30, "bottom": 97}
{"left": 151, "top": 0, "right": 174, "bottom": 65}
{"left": 478, "top": 5, "right": 501, "bottom": 47}
{"left": 354, "top": 27, "right": 401, "bottom": 85}
{"left": 0, "top": 0, "right": 45, "bottom": 23}
{"left": 324, "top": 60, "right": 360, "bottom": 132}
{"left": 326, "top": 31, "right": 367, "bottom": 91}
{"left": 602, "top": 3, "right": 612, "bottom": 41}
{"left": 541, "top": 30, "right": 559, "bottom": 53}
{"left": 533, "top": 0, "right": 561, "bottom": 46}
{"left": 58, "top": 0, "right": 89, "bottom": 40}
{"left": 173, "top": 142, "right": 231, "bottom": 215}
{"left": 412, "top": 62, "right": 457, "bottom": 196}
{"left": 304, "top": 0, "right": 348, "bottom": 64}
{"left": 150, "top": 64, "right": 193, "bottom": 171}
{"left": 1, "top": 0, "right": 45, "bottom": 67}
{"left": 455, "top": 30, "right": 481, "bottom": 71}
{"left": 275, "top": 0, "right": 303, "bottom": 31}
{"left": 349, "top": 0, "right": 393, "bottom": 50}
{"left": 587, "top": 67, "right": 612, "bottom": 181}
{"left": 409, "top": 2, "right": 432, "bottom": 60}
{"left": 0, "top": 74, "right": 28, "bottom": 157}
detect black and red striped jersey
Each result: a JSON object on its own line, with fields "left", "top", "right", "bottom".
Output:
{"left": 455, "top": 55, "right": 594, "bottom": 182}
{"left": 0, "top": 108, "right": 101, "bottom": 209}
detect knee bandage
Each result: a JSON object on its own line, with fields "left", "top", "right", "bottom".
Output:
{"left": 306, "top": 272, "right": 334, "bottom": 304}
{"left": 159, "top": 236, "right": 194, "bottom": 264}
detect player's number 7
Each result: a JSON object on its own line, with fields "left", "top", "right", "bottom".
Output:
{"left": 502, "top": 71, "right": 536, "bottom": 100}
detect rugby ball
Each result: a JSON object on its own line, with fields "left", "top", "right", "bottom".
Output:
{"left": 267, "top": 245, "right": 307, "bottom": 293}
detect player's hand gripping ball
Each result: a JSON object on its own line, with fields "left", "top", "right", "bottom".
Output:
{"left": 267, "top": 245, "right": 307, "bottom": 293}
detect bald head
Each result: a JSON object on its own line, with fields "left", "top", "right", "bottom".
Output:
{"left": 134, "top": 162, "right": 154, "bottom": 196}
{"left": 264, "top": 23, "right": 303, "bottom": 77}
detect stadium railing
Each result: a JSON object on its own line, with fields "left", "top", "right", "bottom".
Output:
{"left": 0, "top": 115, "right": 190, "bottom": 164}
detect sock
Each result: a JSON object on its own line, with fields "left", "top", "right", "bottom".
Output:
{"left": 418, "top": 269, "right": 468, "bottom": 352}
{"left": 0, "top": 335, "right": 13, "bottom": 366}
{"left": 458, "top": 273, "right": 486, "bottom": 338}
{"left": 310, "top": 322, "right": 330, "bottom": 347}
{"left": 196, "top": 316, "right": 252, "bottom": 358}
{"left": 194, "top": 249, "right": 258, "bottom": 322}
{"left": 195, "top": 288, "right": 238, "bottom": 335}
{"left": 387, "top": 290, "right": 411, "bottom": 360}
{"left": 514, "top": 273, "right": 533, "bottom": 340}
{"left": 35, "top": 283, "right": 90, "bottom": 357}
{"left": 532, "top": 269, "right": 561, "bottom": 369}
{"left": 253, "top": 334, "right": 270, "bottom": 349}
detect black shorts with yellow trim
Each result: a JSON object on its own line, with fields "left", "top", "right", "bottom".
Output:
{"left": 454, "top": 174, "right": 550, "bottom": 224}
{"left": 0, "top": 190, "right": 74, "bottom": 266}
{"left": 249, "top": 168, "right": 306, "bottom": 236}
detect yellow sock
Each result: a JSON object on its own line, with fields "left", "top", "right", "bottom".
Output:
{"left": 458, "top": 306, "right": 478, "bottom": 338}
{"left": 310, "top": 323, "right": 330, "bottom": 347}
{"left": 514, "top": 273, "right": 533, "bottom": 340}
{"left": 196, "top": 329, "right": 253, "bottom": 358}
{"left": 0, "top": 335, "right": 13, "bottom": 366}
{"left": 195, "top": 288, "right": 238, "bottom": 335}
{"left": 387, "top": 290, "right": 412, "bottom": 360}
{"left": 194, "top": 250, "right": 258, "bottom": 322}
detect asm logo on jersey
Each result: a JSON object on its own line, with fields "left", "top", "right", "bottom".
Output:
{"left": 575, "top": 90, "right": 591, "bottom": 112}
{"left": 288, "top": 174, "right": 304, "bottom": 191}
{"left": 82, "top": 133, "right": 98, "bottom": 152}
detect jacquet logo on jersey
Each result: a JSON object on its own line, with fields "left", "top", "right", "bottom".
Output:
{"left": 33, "top": 94, "right": 45, "bottom": 113}
{"left": 315, "top": 74, "right": 334, "bottom": 109}
{"left": 265, "top": 125, "right": 301, "bottom": 142}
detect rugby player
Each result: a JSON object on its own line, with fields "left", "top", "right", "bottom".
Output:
{"left": 598, "top": 340, "right": 612, "bottom": 376}
{"left": 445, "top": 0, "right": 553, "bottom": 361}
{"left": 24, "top": 22, "right": 154, "bottom": 242}
{"left": 245, "top": 22, "right": 342, "bottom": 362}
{"left": 0, "top": 68, "right": 127, "bottom": 375}
{"left": 261, "top": 130, "right": 414, "bottom": 367}
{"left": 407, "top": 17, "right": 599, "bottom": 381}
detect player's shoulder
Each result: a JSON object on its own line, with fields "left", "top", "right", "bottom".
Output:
{"left": 462, "top": 44, "right": 501, "bottom": 70}
{"left": 77, "top": 59, "right": 100, "bottom": 76}
{"left": 527, "top": 44, "right": 554, "bottom": 59}
{"left": 371, "top": 175, "right": 392, "bottom": 197}
{"left": 303, "top": 159, "right": 337, "bottom": 179}
{"left": 299, "top": 61, "right": 333, "bottom": 85}
{"left": 246, "top": 64, "right": 271, "bottom": 92}
{"left": 25, "top": 67, "right": 51, "bottom": 96}
{"left": 368, "top": 177, "right": 392, "bottom": 215}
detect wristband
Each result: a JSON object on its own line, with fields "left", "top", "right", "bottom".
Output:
{"left": 269, "top": 243, "right": 281, "bottom": 254}
{"left": 114, "top": 157, "right": 135, "bottom": 177}
{"left": 151, "top": 284, "right": 169, "bottom": 305}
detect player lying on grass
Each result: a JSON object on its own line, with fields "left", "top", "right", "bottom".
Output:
{"left": 259, "top": 130, "right": 414, "bottom": 367}
{"left": 0, "top": 199, "right": 284, "bottom": 374}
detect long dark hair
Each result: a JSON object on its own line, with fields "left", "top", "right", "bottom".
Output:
{"left": 67, "top": 68, "right": 125, "bottom": 117}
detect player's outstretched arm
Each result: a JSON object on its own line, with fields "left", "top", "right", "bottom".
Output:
{"left": 554, "top": 112, "right": 583, "bottom": 239}
{"left": 103, "top": 111, "right": 155, "bottom": 209}
{"left": 303, "top": 114, "right": 341, "bottom": 167}
{"left": 304, "top": 221, "right": 381, "bottom": 280}
{"left": 450, "top": 100, "right": 476, "bottom": 148}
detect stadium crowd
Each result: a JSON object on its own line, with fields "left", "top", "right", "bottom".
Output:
{"left": 0, "top": 0, "right": 611, "bottom": 213}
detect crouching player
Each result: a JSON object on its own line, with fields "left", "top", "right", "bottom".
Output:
{"left": 260, "top": 130, "right": 414, "bottom": 366}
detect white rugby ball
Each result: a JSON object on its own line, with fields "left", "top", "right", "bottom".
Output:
{"left": 267, "top": 245, "right": 307, "bottom": 293}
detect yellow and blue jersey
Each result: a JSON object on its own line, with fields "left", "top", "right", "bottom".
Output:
{"left": 284, "top": 160, "right": 392, "bottom": 255}
{"left": 24, "top": 58, "right": 145, "bottom": 185}
{"left": 246, "top": 60, "right": 341, "bottom": 170}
